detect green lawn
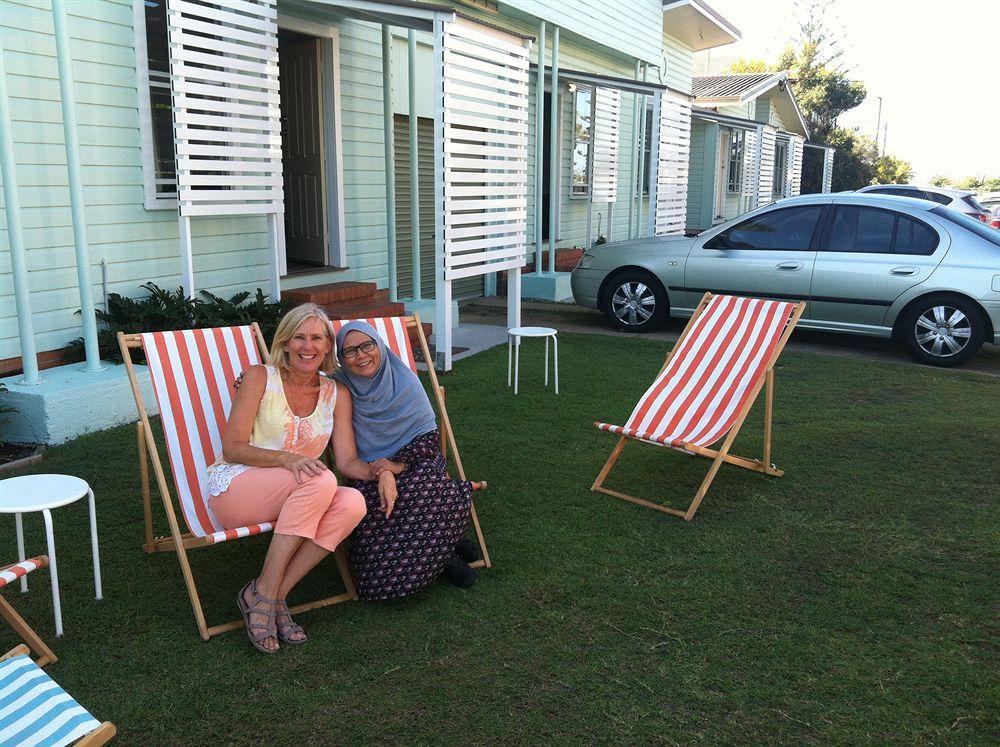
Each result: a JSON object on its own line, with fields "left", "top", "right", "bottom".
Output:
{"left": 2, "top": 333, "right": 997, "bottom": 744}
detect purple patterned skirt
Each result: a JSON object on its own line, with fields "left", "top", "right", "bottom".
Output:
{"left": 347, "top": 430, "right": 473, "bottom": 601}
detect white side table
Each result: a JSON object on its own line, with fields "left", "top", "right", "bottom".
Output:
{"left": 507, "top": 326, "right": 559, "bottom": 395}
{"left": 0, "top": 474, "right": 103, "bottom": 636}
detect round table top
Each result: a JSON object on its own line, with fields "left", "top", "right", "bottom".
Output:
{"left": 508, "top": 326, "right": 558, "bottom": 337}
{"left": 0, "top": 474, "right": 91, "bottom": 513}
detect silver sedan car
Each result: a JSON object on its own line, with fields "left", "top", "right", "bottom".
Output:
{"left": 571, "top": 194, "right": 1000, "bottom": 366}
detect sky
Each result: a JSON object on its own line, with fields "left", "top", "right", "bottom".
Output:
{"left": 696, "top": 0, "right": 1000, "bottom": 182}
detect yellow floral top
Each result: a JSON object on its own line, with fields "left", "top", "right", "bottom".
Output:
{"left": 206, "top": 365, "right": 337, "bottom": 497}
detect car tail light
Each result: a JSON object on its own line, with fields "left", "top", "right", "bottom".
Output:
{"left": 976, "top": 212, "right": 989, "bottom": 223}
{"left": 991, "top": 218, "right": 1000, "bottom": 230}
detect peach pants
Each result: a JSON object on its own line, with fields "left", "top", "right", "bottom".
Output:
{"left": 210, "top": 467, "right": 366, "bottom": 553}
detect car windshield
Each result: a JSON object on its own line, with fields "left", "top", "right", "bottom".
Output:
{"left": 930, "top": 206, "right": 1000, "bottom": 246}
{"left": 961, "top": 195, "right": 988, "bottom": 212}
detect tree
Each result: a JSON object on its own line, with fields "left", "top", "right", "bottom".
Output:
{"left": 874, "top": 155, "right": 913, "bottom": 185}
{"left": 930, "top": 175, "right": 954, "bottom": 187}
{"left": 827, "top": 128, "right": 879, "bottom": 192}
{"left": 727, "top": 58, "right": 772, "bottom": 74}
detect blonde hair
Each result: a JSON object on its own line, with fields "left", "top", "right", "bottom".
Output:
{"left": 268, "top": 303, "right": 337, "bottom": 373}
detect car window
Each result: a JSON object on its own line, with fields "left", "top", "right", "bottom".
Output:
{"left": 827, "top": 206, "right": 894, "bottom": 252}
{"left": 962, "top": 195, "right": 988, "bottom": 212}
{"left": 824, "top": 206, "right": 940, "bottom": 255}
{"left": 931, "top": 205, "right": 1000, "bottom": 247}
{"left": 705, "top": 206, "right": 823, "bottom": 251}
{"left": 923, "top": 191, "right": 952, "bottom": 205}
{"left": 893, "top": 215, "right": 939, "bottom": 255}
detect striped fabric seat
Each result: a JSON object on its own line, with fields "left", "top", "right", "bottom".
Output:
{"left": 0, "top": 655, "right": 101, "bottom": 747}
{"left": 597, "top": 295, "right": 797, "bottom": 448}
{"left": 140, "top": 326, "right": 272, "bottom": 544}
{"left": 0, "top": 558, "right": 47, "bottom": 589}
{"left": 329, "top": 317, "right": 418, "bottom": 373}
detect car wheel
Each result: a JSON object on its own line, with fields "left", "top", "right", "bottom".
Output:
{"left": 601, "top": 270, "right": 668, "bottom": 332}
{"left": 899, "top": 295, "right": 985, "bottom": 367}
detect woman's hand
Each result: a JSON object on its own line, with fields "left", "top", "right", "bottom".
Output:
{"left": 281, "top": 452, "right": 329, "bottom": 484}
{"left": 370, "top": 458, "right": 405, "bottom": 478}
{"left": 377, "top": 471, "right": 398, "bottom": 517}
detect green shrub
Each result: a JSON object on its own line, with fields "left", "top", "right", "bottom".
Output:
{"left": 67, "top": 283, "right": 293, "bottom": 364}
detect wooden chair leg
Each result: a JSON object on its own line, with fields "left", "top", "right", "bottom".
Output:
{"left": 137, "top": 422, "right": 155, "bottom": 553}
{"left": 0, "top": 596, "right": 57, "bottom": 667}
{"left": 76, "top": 722, "right": 117, "bottom": 746}
{"left": 683, "top": 421, "right": 744, "bottom": 521}
{"left": 763, "top": 368, "right": 774, "bottom": 470}
{"left": 334, "top": 543, "right": 358, "bottom": 600}
{"left": 468, "top": 501, "right": 491, "bottom": 569}
{"left": 592, "top": 436, "right": 628, "bottom": 492}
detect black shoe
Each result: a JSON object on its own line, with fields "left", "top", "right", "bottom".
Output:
{"left": 454, "top": 538, "right": 480, "bottom": 564}
{"left": 444, "top": 555, "right": 477, "bottom": 588}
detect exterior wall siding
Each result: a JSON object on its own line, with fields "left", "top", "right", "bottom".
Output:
{"left": 1, "top": 0, "right": 268, "bottom": 361}
{"left": 685, "top": 118, "right": 706, "bottom": 229}
{"left": 659, "top": 33, "right": 693, "bottom": 94}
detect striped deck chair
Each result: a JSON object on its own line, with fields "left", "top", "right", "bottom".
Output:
{"left": 592, "top": 292, "right": 805, "bottom": 521}
{"left": 1, "top": 557, "right": 56, "bottom": 667}
{"left": 329, "top": 314, "right": 491, "bottom": 568}
{"left": 118, "top": 326, "right": 356, "bottom": 641}
{"left": 0, "top": 645, "right": 115, "bottom": 746}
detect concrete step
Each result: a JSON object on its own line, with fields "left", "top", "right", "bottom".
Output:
{"left": 284, "top": 281, "right": 378, "bottom": 306}
{"left": 322, "top": 298, "right": 407, "bottom": 320}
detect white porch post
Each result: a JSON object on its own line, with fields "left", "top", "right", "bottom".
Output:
{"left": 0, "top": 34, "right": 41, "bottom": 384}
{"left": 584, "top": 89, "right": 596, "bottom": 249}
{"left": 408, "top": 30, "right": 422, "bottom": 300}
{"left": 533, "top": 20, "right": 545, "bottom": 275}
{"left": 546, "top": 25, "right": 559, "bottom": 274}
{"left": 627, "top": 60, "right": 640, "bottom": 240}
{"left": 432, "top": 19, "right": 449, "bottom": 371}
{"left": 634, "top": 64, "right": 648, "bottom": 239}
{"left": 646, "top": 91, "right": 661, "bottom": 237}
{"left": 53, "top": 0, "right": 103, "bottom": 371}
{"left": 752, "top": 123, "right": 764, "bottom": 210}
{"left": 382, "top": 25, "right": 398, "bottom": 301}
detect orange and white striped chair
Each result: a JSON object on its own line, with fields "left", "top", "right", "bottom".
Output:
{"left": 118, "top": 325, "right": 356, "bottom": 641}
{"left": 329, "top": 314, "right": 491, "bottom": 568}
{"left": 1, "top": 556, "right": 56, "bottom": 666}
{"left": 592, "top": 292, "right": 805, "bottom": 521}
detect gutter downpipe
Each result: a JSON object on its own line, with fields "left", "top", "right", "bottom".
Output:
{"left": 634, "top": 63, "right": 648, "bottom": 239}
{"left": 533, "top": 20, "right": 545, "bottom": 275}
{"left": 382, "top": 26, "right": 397, "bottom": 301}
{"left": 0, "top": 35, "right": 40, "bottom": 384}
{"left": 53, "top": 1, "right": 102, "bottom": 371}
{"left": 546, "top": 26, "right": 559, "bottom": 275}
{"left": 408, "top": 30, "right": 421, "bottom": 300}
{"left": 627, "top": 59, "right": 640, "bottom": 240}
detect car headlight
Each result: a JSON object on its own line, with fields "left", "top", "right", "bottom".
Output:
{"left": 577, "top": 253, "right": 595, "bottom": 269}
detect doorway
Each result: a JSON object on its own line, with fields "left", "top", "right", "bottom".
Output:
{"left": 279, "top": 29, "right": 327, "bottom": 272}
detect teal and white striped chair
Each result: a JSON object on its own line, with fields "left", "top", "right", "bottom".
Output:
{"left": 1, "top": 557, "right": 116, "bottom": 746}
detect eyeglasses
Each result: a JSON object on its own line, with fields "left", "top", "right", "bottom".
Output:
{"left": 341, "top": 340, "right": 377, "bottom": 359}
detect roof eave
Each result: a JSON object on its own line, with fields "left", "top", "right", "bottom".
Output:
{"left": 662, "top": 0, "right": 741, "bottom": 52}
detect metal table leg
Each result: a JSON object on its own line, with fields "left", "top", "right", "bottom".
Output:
{"left": 87, "top": 487, "right": 103, "bottom": 600}
{"left": 15, "top": 512, "right": 27, "bottom": 593}
{"left": 41, "top": 508, "right": 63, "bottom": 637}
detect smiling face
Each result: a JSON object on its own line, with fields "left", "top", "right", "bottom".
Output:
{"left": 283, "top": 316, "right": 332, "bottom": 375}
{"left": 341, "top": 330, "right": 381, "bottom": 378}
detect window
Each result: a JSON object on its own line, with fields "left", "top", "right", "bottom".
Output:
{"left": 931, "top": 206, "right": 1000, "bottom": 247}
{"left": 705, "top": 206, "right": 823, "bottom": 251}
{"left": 824, "top": 206, "right": 940, "bottom": 255}
{"left": 772, "top": 139, "right": 788, "bottom": 197}
{"left": 727, "top": 129, "right": 745, "bottom": 194}
{"left": 571, "top": 86, "right": 592, "bottom": 197}
{"left": 134, "top": 0, "right": 177, "bottom": 207}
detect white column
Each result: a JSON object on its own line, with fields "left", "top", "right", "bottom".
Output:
{"left": 432, "top": 20, "right": 450, "bottom": 372}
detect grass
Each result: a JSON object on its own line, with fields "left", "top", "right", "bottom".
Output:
{"left": 2, "top": 333, "right": 998, "bottom": 744}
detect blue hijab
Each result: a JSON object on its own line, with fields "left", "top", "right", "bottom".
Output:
{"left": 332, "top": 321, "right": 437, "bottom": 462}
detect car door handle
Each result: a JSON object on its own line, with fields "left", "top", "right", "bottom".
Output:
{"left": 775, "top": 261, "right": 803, "bottom": 271}
{"left": 890, "top": 266, "right": 918, "bottom": 276}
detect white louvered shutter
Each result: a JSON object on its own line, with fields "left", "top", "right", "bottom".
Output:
{"left": 741, "top": 128, "right": 757, "bottom": 198}
{"left": 167, "top": 0, "right": 283, "bottom": 217}
{"left": 790, "top": 136, "right": 804, "bottom": 197}
{"left": 591, "top": 87, "right": 620, "bottom": 203}
{"left": 757, "top": 126, "right": 776, "bottom": 206}
{"left": 822, "top": 148, "right": 835, "bottom": 193}
{"left": 441, "top": 18, "right": 531, "bottom": 282}
{"left": 650, "top": 89, "right": 691, "bottom": 236}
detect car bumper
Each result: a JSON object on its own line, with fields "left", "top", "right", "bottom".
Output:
{"left": 984, "top": 299, "right": 1000, "bottom": 345}
{"left": 570, "top": 268, "right": 604, "bottom": 309}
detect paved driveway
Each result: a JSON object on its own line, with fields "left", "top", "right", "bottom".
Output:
{"left": 459, "top": 298, "right": 1000, "bottom": 377}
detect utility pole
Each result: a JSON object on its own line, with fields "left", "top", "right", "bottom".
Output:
{"left": 874, "top": 95, "right": 883, "bottom": 155}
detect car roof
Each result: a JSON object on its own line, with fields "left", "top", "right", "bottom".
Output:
{"left": 775, "top": 193, "right": 938, "bottom": 212}
{"left": 857, "top": 184, "right": 972, "bottom": 198}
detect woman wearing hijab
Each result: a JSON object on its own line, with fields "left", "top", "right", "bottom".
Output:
{"left": 333, "top": 321, "right": 478, "bottom": 600}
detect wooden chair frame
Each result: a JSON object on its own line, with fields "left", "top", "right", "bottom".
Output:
{"left": 1, "top": 644, "right": 116, "bottom": 745}
{"left": 334, "top": 314, "right": 491, "bottom": 569}
{"left": 1, "top": 557, "right": 57, "bottom": 667}
{"left": 592, "top": 292, "right": 805, "bottom": 521}
{"left": 118, "top": 324, "right": 357, "bottom": 642}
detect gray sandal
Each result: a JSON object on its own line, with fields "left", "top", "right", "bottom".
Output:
{"left": 275, "top": 600, "right": 308, "bottom": 645}
{"left": 237, "top": 579, "right": 278, "bottom": 654}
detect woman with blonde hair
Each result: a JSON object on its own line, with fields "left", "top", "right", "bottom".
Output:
{"left": 205, "top": 303, "right": 369, "bottom": 653}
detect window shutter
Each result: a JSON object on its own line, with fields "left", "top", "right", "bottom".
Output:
{"left": 591, "top": 87, "right": 621, "bottom": 203}
{"left": 650, "top": 89, "right": 691, "bottom": 236}
{"left": 167, "top": 0, "right": 283, "bottom": 217}
{"left": 441, "top": 18, "right": 531, "bottom": 282}
{"left": 790, "top": 136, "right": 804, "bottom": 197}
{"left": 741, "top": 129, "right": 757, "bottom": 198}
{"left": 822, "top": 148, "right": 835, "bottom": 193}
{"left": 757, "top": 126, "right": 776, "bottom": 206}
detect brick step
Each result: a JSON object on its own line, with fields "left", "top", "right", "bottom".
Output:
{"left": 285, "top": 281, "right": 378, "bottom": 305}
